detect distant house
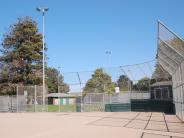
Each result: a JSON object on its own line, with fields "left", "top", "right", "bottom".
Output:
{"left": 47, "top": 93, "right": 80, "bottom": 105}
{"left": 150, "top": 81, "right": 172, "bottom": 100}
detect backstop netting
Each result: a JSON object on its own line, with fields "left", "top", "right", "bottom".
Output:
{"left": 158, "top": 21, "right": 184, "bottom": 121}
{"left": 62, "top": 63, "right": 153, "bottom": 112}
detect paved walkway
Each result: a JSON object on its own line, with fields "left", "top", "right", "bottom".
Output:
{"left": 0, "top": 112, "right": 183, "bottom": 138}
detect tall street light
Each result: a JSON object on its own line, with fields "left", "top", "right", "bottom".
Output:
{"left": 36, "top": 7, "right": 49, "bottom": 111}
{"left": 58, "top": 67, "right": 61, "bottom": 94}
{"left": 58, "top": 66, "right": 61, "bottom": 112}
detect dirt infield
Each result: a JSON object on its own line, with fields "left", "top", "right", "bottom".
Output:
{"left": 0, "top": 112, "right": 183, "bottom": 138}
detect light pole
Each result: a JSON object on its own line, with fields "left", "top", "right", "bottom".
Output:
{"left": 36, "top": 7, "right": 49, "bottom": 111}
{"left": 58, "top": 67, "right": 61, "bottom": 112}
{"left": 105, "top": 50, "right": 111, "bottom": 67}
{"left": 58, "top": 67, "right": 61, "bottom": 94}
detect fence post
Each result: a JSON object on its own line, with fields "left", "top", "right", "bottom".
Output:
{"left": 89, "top": 94, "right": 91, "bottom": 112}
{"left": 149, "top": 79, "right": 151, "bottom": 99}
{"left": 103, "top": 93, "right": 105, "bottom": 111}
{"left": 58, "top": 71, "right": 60, "bottom": 113}
{"left": 58, "top": 90, "right": 60, "bottom": 113}
{"left": 16, "top": 86, "right": 18, "bottom": 112}
{"left": 34, "top": 85, "right": 36, "bottom": 112}
{"left": 110, "top": 94, "right": 112, "bottom": 104}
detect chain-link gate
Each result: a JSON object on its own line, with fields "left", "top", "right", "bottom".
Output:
{"left": 0, "top": 96, "right": 10, "bottom": 112}
{"left": 0, "top": 96, "right": 17, "bottom": 112}
{"left": 82, "top": 93, "right": 106, "bottom": 112}
{"left": 17, "top": 86, "right": 48, "bottom": 112}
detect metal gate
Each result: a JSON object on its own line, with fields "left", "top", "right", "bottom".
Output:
{"left": 0, "top": 96, "right": 17, "bottom": 112}
{"left": 82, "top": 93, "right": 106, "bottom": 112}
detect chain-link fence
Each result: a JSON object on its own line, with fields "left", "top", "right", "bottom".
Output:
{"left": 82, "top": 92, "right": 150, "bottom": 112}
{"left": 0, "top": 96, "right": 13, "bottom": 112}
{"left": 16, "top": 86, "right": 48, "bottom": 112}
{"left": 158, "top": 21, "right": 184, "bottom": 121}
{"left": 0, "top": 60, "right": 160, "bottom": 113}
{"left": 0, "top": 88, "right": 150, "bottom": 113}
{"left": 60, "top": 63, "right": 154, "bottom": 112}
{"left": 0, "top": 95, "right": 23, "bottom": 112}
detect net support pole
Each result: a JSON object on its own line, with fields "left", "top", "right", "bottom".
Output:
{"left": 58, "top": 69, "right": 61, "bottom": 112}
{"left": 77, "top": 72, "right": 82, "bottom": 112}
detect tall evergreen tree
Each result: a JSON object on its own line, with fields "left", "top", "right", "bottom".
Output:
{"left": 0, "top": 17, "right": 43, "bottom": 94}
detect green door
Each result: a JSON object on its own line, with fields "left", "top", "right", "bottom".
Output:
{"left": 60, "top": 98, "right": 66, "bottom": 105}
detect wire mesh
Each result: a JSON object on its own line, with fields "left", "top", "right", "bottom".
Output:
{"left": 16, "top": 86, "right": 48, "bottom": 112}
{"left": 0, "top": 96, "right": 9, "bottom": 112}
{"left": 158, "top": 21, "right": 184, "bottom": 121}
{"left": 0, "top": 60, "right": 155, "bottom": 112}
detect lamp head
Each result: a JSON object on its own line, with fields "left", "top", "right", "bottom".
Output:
{"left": 36, "top": 7, "right": 49, "bottom": 12}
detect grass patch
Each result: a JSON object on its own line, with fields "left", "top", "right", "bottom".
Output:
{"left": 26, "top": 104, "right": 77, "bottom": 112}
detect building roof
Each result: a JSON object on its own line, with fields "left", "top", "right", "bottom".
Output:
{"left": 46, "top": 93, "right": 79, "bottom": 98}
{"left": 150, "top": 81, "right": 172, "bottom": 87}
{"left": 70, "top": 92, "right": 81, "bottom": 97}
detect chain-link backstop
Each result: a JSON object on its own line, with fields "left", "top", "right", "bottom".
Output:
{"left": 158, "top": 21, "right": 184, "bottom": 121}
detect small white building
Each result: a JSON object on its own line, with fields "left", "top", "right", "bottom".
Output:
{"left": 47, "top": 93, "right": 78, "bottom": 105}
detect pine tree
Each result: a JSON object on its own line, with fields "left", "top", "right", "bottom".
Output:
{"left": 0, "top": 17, "right": 44, "bottom": 94}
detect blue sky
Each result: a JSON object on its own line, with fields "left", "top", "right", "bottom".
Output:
{"left": 0, "top": 0, "right": 184, "bottom": 73}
